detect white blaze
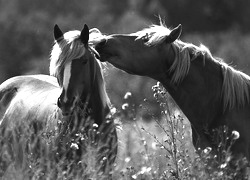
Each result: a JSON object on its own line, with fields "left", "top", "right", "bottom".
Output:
{"left": 63, "top": 61, "right": 72, "bottom": 102}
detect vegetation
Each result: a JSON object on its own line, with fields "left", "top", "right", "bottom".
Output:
{"left": 1, "top": 84, "right": 248, "bottom": 179}
{"left": 112, "top": 83, "right": 249, "bottom": 180}
{"left": 1, "top": 1, "right": 250, "bottom": 179}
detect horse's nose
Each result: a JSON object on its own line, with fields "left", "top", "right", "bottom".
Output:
{"left": 57, "top": 96, "right": 76, "bottom": 116}
{"left": 57, "top": 98, "right": 62, "bottom": 108}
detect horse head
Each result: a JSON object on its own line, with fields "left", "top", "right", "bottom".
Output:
{"left": 94, "top": 24, "right": 182, "bottom": 78}
{"left": 51, "top": 24, "right": 101, "bottom": 116}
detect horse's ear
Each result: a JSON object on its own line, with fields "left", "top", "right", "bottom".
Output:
{"left": 80, "top": 24, "right": 89, "bottom": 45}
{"left": 54, "top": 24, "right": 63, "bottom": 42}
{"left": 165, "top": 24, "right": 182, "bottom": 43}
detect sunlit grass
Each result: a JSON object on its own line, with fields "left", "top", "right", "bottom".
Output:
{"left": 0, "top": 82, "right": 249, "bottom": 179}
{"left": 113, "top": 82, "right": 249, "bottom": 180}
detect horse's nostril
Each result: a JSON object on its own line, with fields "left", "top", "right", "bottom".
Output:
{"left": 57, "top": 98, "right": 62, "bottom": 108}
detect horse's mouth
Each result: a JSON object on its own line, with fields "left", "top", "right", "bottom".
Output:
{"left": 97, "top": 52, "right": 118, "bottom": 62}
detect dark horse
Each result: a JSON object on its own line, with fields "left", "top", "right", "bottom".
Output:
{"left": 93, "top": 23, "right": 250, "bottom": 162}
{"left": 0, "top": 24, "right": 117, "bottom": 179}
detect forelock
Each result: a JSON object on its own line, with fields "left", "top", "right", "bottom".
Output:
{"left": 50, "top": 30, "right": 86, "bottom": 78}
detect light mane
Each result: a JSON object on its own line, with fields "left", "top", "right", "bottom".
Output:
{"left": 221, "top": 63, "right": 250, "bottom": 110}
{"left": 134, "top": 24, "right": 250, "bottom": 110}
{"left": 50, "top": 30, "right": 85, "bottom": 80}
{"left": 50, "top": 29, "right": 102, "bottom": 84}
{"left": 88, "top": 28, "right": 107, "bottom": 46}
{"left": 132, "top": 24, "right": 171, "bottom": 46}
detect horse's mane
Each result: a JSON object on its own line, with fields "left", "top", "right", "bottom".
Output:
{"left": 50, "top": 29, "right": 102, "bottom": 79}
{"left": 134, "top": 23, "right": 250, "bottom": 110}
{"left": 49, "top": 29, "right": 111, "bottom": 108}
{"left": 50, "top": 30, "right": 85, "bottom": 78}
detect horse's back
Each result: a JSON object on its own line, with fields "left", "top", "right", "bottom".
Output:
{"left": 0, "top": 75, "right": 62, "bottom": 129}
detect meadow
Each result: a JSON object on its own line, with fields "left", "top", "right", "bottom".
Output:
{"left": 0, "top": 82, "right": 248, "bottom": 180}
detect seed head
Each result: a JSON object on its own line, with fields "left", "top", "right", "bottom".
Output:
{"left": 231, "top": 130, "right": 240, "bottom": 140}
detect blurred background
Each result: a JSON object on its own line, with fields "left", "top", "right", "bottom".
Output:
{"left": 0, "top": 0, "right": 250, "bottom": 121}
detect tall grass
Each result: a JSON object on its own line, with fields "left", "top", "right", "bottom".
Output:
{"left": 113, "top": 82, "right": 249, "bottom": 180}
{"left": 0, "top": 113, "right": 117, "bottom": 179}
{"left": 0, "top": 82, "right": 249, "bottom": 179}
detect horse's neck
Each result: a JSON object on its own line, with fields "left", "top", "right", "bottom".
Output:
{"left": 83, "top": 71, "right": 110, "bottom": 126}
{"left": 159, "top": 54, "right": 223, "bottom": 127}
{"left": 88, "top": 92, "right": 109, "bottom": 126}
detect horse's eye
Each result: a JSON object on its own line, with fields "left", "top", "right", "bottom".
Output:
{"left": 143, "top": 39, "right": 148, "bottom": 43}
{"left": 142, "top": 37, "right": 148, "bottom": 43}
{"left": 142, "top": 33, "right": 149, "bottom": 43}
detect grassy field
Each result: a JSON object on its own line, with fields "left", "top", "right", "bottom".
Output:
{"left": 112, "top": 83, "right": 249, "bottom": 180}
{"left": 0, "top": 83, "right": 249, "bottom": 180}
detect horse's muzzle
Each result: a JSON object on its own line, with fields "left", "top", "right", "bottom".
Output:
{"left": 57, "top": 97, "right": 75, "bottom": 116}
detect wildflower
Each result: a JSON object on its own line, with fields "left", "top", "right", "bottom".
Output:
{"left": 220, "top": 163, "right": 227, "bottom": 169}
{"left": 132, "top": 174, "right": 137, "bottom": 179}
{"left": 231, "top": 130, "right": 240, "bottom": 140}
{"left": 124, "top": 92, "right": 132, "bottom": 99}
{"left": 226, "top": 156, "right": 231, "bottom": 162}
{"left": 203, "top": 147, "right": 212, "bottom": 154}
{"left": 110, "top": 107, "right": 117, "bottom": 114}
{"left": 125, "top": 157, "right": 131, "bottom": 163}
{"left": 152, "top": 141, "right": 158, "bottom": 150}
{"left": 122, "top": 103, "right": 129, "bottom": 110}
{"left": 142, "top": 139, "right": 147, "bottom": 146}
{"left": 93, "top": 123, "right": 98, "bottom": 128}
{"left": 152, "top": 85, "right": 158, "bottom": 91}
{"left": 140, "top": 166, "right": 151, "bottom": 174}
{"left": 70, "top": 143, "right": 79, "bottom": 150}
{"left": 217, "top": 171, "right": 223, "bottom": 176}
{"left": 105, "top": 120, "right": 110, "bottom": 124}
{"left": 153, "top": 93, "right": 159, "bottom": 98}
{"left": 144, "top": 155, "right": 149, "bottom": 161}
